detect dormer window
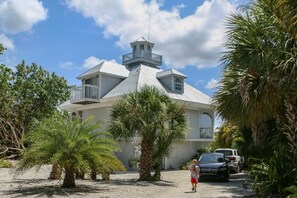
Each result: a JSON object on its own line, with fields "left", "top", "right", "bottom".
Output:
{"left": 174, "top": 77, "right": 183, "bottom": 92}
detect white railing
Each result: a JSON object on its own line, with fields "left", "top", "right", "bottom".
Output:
{"left": 70, "top": 84, "right": 99, "bottom": 102}
{"left": 122, "top": 51, "right": 162, "bottom": 65}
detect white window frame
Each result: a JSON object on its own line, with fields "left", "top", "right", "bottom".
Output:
{"left": 174, "top": 77, "right": 183, "bottom": 93}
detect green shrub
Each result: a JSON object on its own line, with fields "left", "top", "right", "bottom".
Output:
{"left": 250, "top": 147, "right": 296, "bottom": 197}
{"left": 286, "top": 185, "right": 297, "bottom": 198}
{"left": 0, "top": 158, "right": 13, "bottom": 168}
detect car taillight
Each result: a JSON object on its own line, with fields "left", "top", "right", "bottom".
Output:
{"left": 227, "top": 156, "right": 236, "bottom": 160}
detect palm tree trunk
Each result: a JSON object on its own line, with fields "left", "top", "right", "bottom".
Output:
{"left": 49, "top": 163, "right": 61, "bottom": 179}
{"left": 90, "top": 169, "right": 96, "bottom": 181}
{"left": 152, "top": 158, "right": 162, "bottom": 181}
{"left": 62, "top": 167, "right": 75, "bottom": 188}
{"left": 139, "top": 139, "right": 153, "bottom": 181}
{"left": 284, "top": 98, "right": 297, "bottom": 168}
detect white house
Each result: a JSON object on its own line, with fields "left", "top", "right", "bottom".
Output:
{"left": 59, "top": 37, "right": 214, "bottom": 170}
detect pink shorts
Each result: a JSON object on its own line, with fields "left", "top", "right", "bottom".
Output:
{"left": 191, "top": 178, "right": 198, "bottom": 184}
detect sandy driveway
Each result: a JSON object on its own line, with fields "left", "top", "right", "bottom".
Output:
{"left": 0, "top": 164, "right": 255, "bottom": 198}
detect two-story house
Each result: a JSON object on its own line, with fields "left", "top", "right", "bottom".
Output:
{"left": 59, "top": 37, "right": 214, "bottom": 170}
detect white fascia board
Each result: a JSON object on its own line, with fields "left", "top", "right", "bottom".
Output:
{"left": 171, "top": 99, "right": 214, "bottom": 110}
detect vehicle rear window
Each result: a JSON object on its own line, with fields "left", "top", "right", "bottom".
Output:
{"left": 215, "top": 150, "right": 233, "bottom": 156}
{"left": 199, "top": 155, "right": 224, "bottom": 163}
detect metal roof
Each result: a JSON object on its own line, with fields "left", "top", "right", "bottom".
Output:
{"left": 77, "top": 61, "right": 129, "bottom": 79}
{"left": 156, "top": 69, "right": 187, "bottom": 78}
{"left": 103, "top": 65, "right": 211, "bottom": 105}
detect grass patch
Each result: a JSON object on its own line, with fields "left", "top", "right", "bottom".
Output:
{"left": 0, "top": 158, "right": 13, "bottom": 168}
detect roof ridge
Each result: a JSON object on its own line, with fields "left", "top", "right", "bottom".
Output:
{"left": 135, "top": 65, "right": 142, "bottom": 91}
{"left": 76, "top": 61, "right": 104, "bottom": 79}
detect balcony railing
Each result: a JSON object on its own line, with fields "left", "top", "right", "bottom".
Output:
{"left": 70, "top": 84, "right": 99, "bottom": 104}
{"left": 122, "top": 51, "right": 162, "bottom": 66}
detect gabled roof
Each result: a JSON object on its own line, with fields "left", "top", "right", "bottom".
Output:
{"left": 156, "top": 69, "right": 187, "bottom": 78}
{"left": 103, "top": 65, "right": 211, "bottom": 105}
{"left": 77, "top": 61, "right": 129, "bottom": 79}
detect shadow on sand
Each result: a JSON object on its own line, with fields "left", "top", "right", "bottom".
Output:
{"left": 3, "top": 177, "right": 175, "bottom": 197}
{"left": 3, "top": 184, "right": 105, "bottom": 198}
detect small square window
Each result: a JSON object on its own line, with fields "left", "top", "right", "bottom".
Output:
{"left": 174, "top": 78, "right": 183, "bottom": 92}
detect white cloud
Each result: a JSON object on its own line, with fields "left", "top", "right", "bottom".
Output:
{"left": 205, "top": 78, "right": 219, "bottom": 89}
{"left": 0, "top": 0, "right": 47, "bottom": 34}
{"left": 59, "top": 61, "right": 74, "bottom": 70}
{"left": 65, "top": 0, "right": 236, "bottom": 69}
{"left": 0, "top": 34, "right": 14, "bottom": 50}
{"left": 83, "top": 56, "right": 117, "bottom": 69}
{"left": 195, "top": 79, "right": 204, "bottom": 86}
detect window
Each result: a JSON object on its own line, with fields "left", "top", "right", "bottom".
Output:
{"left": 199, "top": 113, "right": 213, "bottom": 138}
{"left": 174, "top": 78, "right": 183, "bottom": 92}
{"left": 140, "top": 44, "right": 144, "bottom": 50}
{"left": 85, "top": 77, "right": 98, "bottom": 86}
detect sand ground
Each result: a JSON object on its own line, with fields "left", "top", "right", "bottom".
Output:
{"left": 0, "top": 162, "right": 255, "bottom": 198}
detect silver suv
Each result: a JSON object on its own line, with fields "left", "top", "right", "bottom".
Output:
{"left": 214, "top": 148, "right": 244, "bottom": 173}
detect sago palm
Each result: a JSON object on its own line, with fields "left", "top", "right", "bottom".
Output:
{"left": 17, "top": 113, "right": 124, "bottom": 188}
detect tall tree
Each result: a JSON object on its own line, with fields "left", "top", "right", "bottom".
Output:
{"left": 213, "top": 0, "right": 297, "bottom": 141}
{"left": 17, "top": 113, "right": 124, "bottom": 188}
{"left": 152, "top": 101, "right": 186, "bottom": 180}
{"left": 109, "top": 86, "right": 186, "bottom": 181}
{"left": 213, "top": 0, "right": 297, "bottom": 196}
{"left": 0, "top": 60, "right": 70, "bottom": 155}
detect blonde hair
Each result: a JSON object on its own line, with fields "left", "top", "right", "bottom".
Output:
{"left": 192, "top": 159, "right": 197, "bottom": 163}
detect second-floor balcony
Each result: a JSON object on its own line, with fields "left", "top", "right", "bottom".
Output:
{"left": 122, "top": 51, "right": 162, "bottom": 66}
{"left": 70, "top": 84, "right": 99, "bottom": 104}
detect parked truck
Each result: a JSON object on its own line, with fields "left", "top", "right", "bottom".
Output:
{"left": 214, "top": 148, "right": 244, "bottom": 173}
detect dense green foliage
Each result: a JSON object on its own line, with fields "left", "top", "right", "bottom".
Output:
{"left": 211, "top": 122, "right": 243, "bottom": 150}
{"left": 110, "top": 86, "right": 186, "bottom": 181}
{"left": 152, "top": 101, "right": 186, "bottom": 180}
{"left": 0, "top": 60, "right": 70, "bottom": 155}
{"left": 17, "top": 113, "right": 125, "bottom": 188}
{"left": 213, "top": 0, "right": 297, "bottom": 196}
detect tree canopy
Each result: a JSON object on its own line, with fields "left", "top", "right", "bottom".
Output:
{"left": 0, "top": 59, "right": 70, "bottom": 156}
{"left": 109, "top": 86, "right": 186, "bottom": 181}
{"left": 17, "top": 113, "right": 125, "bottom": 188}
{"left": 213, "top": 0, "right": 297, "bottom": 196}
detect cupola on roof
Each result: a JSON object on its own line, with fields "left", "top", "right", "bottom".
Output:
{"left": 122, "top": 37, "right": 162, "bottom": 68}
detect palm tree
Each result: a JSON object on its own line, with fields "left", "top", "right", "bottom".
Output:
{"left": 213, "top": 0, "right": 297, "bottom": 138}
{"left": 213, "top": 0, "right": 297, "bottom": 196}
{"left": 152, "top": 101, "right": 186, "bottom": 180}
{"left": 16, "top": 113, "right": 125, "bottom": 188}
{"left": 110, "top": 85, "right": 186, "bottom": 181}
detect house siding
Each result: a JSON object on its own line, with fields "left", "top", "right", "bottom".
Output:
{"left": 159, "top": 76, "right": 173, "bottom": 91}
{"left": 186, "top": 110, "right": 200, "bottom": 139}
{"left": 165, "top": 141, "right": 210, "bottom": 170}
{"left": 101, "top": 75, "right": 123, "bottom": 98}
{"left": 82, "top": 107, "right": 111, "bottom": 128}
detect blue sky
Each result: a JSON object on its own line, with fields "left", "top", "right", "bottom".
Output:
{"left": 0, "top": 0, "right": 241, "bottom": 98}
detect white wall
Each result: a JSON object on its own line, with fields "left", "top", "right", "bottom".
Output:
{"left": 159, "top": 76, "right": 172, "bottom": 90}
{"left": 101, "top": 75, "right": 123, "bottom": 98}
{"left": 165, "top": 141, "right": 210, "bottom": 170}
{"left": 82, "top": 107, "right": 111, "bottom": 129}
{"left": 186, "top": 110, "right": 199, "bottom": 139}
